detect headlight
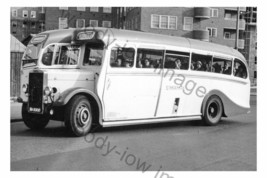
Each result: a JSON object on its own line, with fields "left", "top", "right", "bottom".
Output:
{"left": 22, "top": 84, "right": 28, "bottom": 93}
{"left": 44, "top": 86, "right": 51, "bottom": 96}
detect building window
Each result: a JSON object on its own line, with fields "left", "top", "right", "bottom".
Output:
{"left": 160, "top": 15, "right": 168, "bottom": 29}
{"left": 90, "top": 7, "right": 99, "bottom": 12}
{"left": 76, "top": 19, "right": 85, "bottom": 28}
{"left": 224, "top": 32, "right": 231, "bottom": 39}
{"left": 77, "top": 7, "right": 86, "bottom": 11}
{"left": 103, "top": 7, "right": 112, "bottom": 13}
{"left": 11, "top": 9, "right": 17, "bottom": 17}
{"left": 102, "top": 21, "right": 111, "bottom": 28}
{"left": 151, "top": 14, "right": 160, "bottom": 28}
{"left": 224, "top": 9, "right": 237, "bottom": 20}
{"left": 131, "top": 19, "right": 134, "bottom": 30}
{"left": 210, "top": 8, "right": 218, "bottom": 17}
{"left": 31, "top": 11, "right": 36, "bottom": 18}
{"left": 31, "top": 22, "right": 36, "bottom": 28}
{"left": 134, "top": 17, "right": 138, "bottom": 29}
{"left": 169, "top": 16, "right": 177, "bottom": 29}
{"left": 11, "top": 21, "right": 17, "bottom": 28}
{"left": 151, "top": 14, "right": 177, "bottom": 30}
{"left": 22, "top": 10, "right": 28, "bottom": 18}
{"left": 90, "top": 20, "right": 98, "bottom": 27}
{"left": 255, "top": 56, "right": 257, "bottom": 64}
{"left": 223, "top": 29, "right": 236, "bottom": 39}
{"left": 206, "top": 27, "right": 217, "bottom": 37}
{"left": 59, "top": 7, "right": 68, "bottom": 10}
{"left": 59, "top": 17, "right": 68, "bottom": 29}
{"left": 22, "top": 21, "right": 27, "bottom": 28}
{"left": 183, "top": 17, "right": 193, "bottom": 31}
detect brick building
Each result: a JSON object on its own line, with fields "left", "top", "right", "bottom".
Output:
{"left": 10, "top": 7, "right": 121, "bottom": 42}
{"left": 10, "top": 7, "right": 45, "bottom": 41}
{"left": 239, "top": 7, "right": 257, "bottom": 85}
{"left": 44, "top": 7, "right": 120, "bottom": 30}
{"left": 124, "top": 7, "right": 257, "bottom": 84}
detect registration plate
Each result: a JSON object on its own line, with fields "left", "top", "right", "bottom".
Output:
{"left": 29, "top": 107, "right": 42, "bottom": 113}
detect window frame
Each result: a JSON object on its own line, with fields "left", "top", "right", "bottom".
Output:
{"left": 102, "top": 21, "right": 111, "bottom": 28}
{"left": 58, "top": 17, "right": 68, "bottom": 29}
{"left": 89, "top": 20, "right": 98, "bottom": 27}
{"left": 59, "top": 7, "right": 68, "bottom": 10}
{"left": 103, "top": 7, "right": 112, "bottom": 13}
{"left": 224, "top": 32, "right": 231, "bottom": 39}
{"left": 151, "top": 14, "right": 177, "bottom": 30}
{"left": 90, "top": 7, "right": 99, "bottom": 12}
{"left": 164, "top": 51, "right": 190, "bottom": 70}
{"left": 136, "top": 48, "right": 164, "bottom": 69}
{"left": 233, "top": 58, "right": 248, "bottom": 79}
{"left": 30, "top": 11, "right": 36, "bottom": 18}
{"left": 77, "top": 7, "right": 86, "bottom": 11}
{"left": 41, "top": 43, "right": 81, "bottom": 67}
{"left": 11, "top": 21, "right": 17, "bottom": 28}
{"left": 210, "top": 8, "right": 219, "bottom": 17}
{"left": 212, "top": 56, "right": 233, "bottom": 75}
{"left": 11, "top": 9, "right": 17, "bottom": 17}
{"left": 206, "top": 27, "right": 217, "bottom": 37}
{"left": 151, "top": 14, "right": 160, "bottom": 28}
{"left": 22, "top": 10, "right": 28, "bottom": 18}
{"left": 76, "top": 19, "right": 85, "bottom": 28}
{"left": 183, "top": 17, "right": 193, "bottom": 31}
{"left": 110, "top": 47, "right": 136, "bottom": 68}
{"left": 190, "top": 53, "right": 213, "bottom": 72}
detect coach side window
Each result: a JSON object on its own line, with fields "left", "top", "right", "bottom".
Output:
{"left": 233, "top": 58, "right": 248, "bottom": 79}
{"left": 191, "top": 53, "right": 212, "bottom": 72}
{"left": 136, "top": 48, "right": 163, "bottom": 68}
{"left": 110, "top": 47, "right": 135, "bottom": 68}
{"left": 164, "top": 50, "right": 189, "bottom": 70}
{"left": 212, "top": 57, "right": 232, "bottom": 75}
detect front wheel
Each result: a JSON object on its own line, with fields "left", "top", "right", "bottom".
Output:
{"left": 64, "top": 95, "right": 93, "bottom": 137}
{"left": 202, "top": 95, "right": 223, "bottom": 126}
{"left": 22, "top": 103, "right": 49, "bottom": 130}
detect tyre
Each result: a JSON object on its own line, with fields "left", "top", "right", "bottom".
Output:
{"left": 22, "top": 103, "right": 49, "bottom": 130}
{"left": 64, "top": 95, "right": 93, "bottom": 136}
{"left": 202, "top": 95, "right": 223, "bottom": 126}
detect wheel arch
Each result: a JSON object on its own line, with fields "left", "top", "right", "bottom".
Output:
{"left": 55, "top": 87, "right": 103, "bottom": 125}
{"left": 201, "top": 90, "right": 227, "bottom": 117}
{"left": 201, "top": 89, "right": 250, "bottom": 117}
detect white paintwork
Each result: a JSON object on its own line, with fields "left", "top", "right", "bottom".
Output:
{"left": 20, "top": 28, "right": 250, "bottom": 127}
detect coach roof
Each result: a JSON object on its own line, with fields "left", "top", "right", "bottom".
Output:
{"left": 39, "top": 27, "right": 245, "bottom": 62}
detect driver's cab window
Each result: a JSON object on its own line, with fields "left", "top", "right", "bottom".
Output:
{"left": 83, "top": 43, "right": 103, "bottom": 66}
{"left": 54, "top": 45, "right": 79, "bottom": 65}
{"left": 41, "top": 44, "right": 80, "bottom": 66}
{"left": 42, "top": 45, "right": 54, "bottom": 65}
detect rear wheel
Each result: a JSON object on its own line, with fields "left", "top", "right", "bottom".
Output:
{"left": 22, "top": 103, "right": 49, "bottom": 130}
{"left": 203, "top": 95, "right": 223, "bottom": 126}
{"left": 64, "top": 95, "right": 93, "bottom": 137}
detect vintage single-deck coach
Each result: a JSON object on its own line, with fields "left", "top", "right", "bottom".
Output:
{"left": 18, "top": 27, "right": 250, "bottom": 136}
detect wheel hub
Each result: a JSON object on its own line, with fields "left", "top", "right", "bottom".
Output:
{"left": 76, "top": 105, "right": 90, "bottom": 127}
{"left": 208, "top": 102, "right": 218, "bottom": 119}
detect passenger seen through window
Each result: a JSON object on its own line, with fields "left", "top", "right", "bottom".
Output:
{"left": 136, "top": 49, "right": 163, "bottom": 68}
{"left": 110, "top": 47, "right": 135, "bottom": 68}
